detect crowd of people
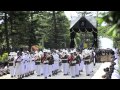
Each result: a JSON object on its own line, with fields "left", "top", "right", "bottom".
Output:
{"left": 102, "top": 47, "right": 120, "bottom": 79}
{"left": 7, "top": 47, "right": 96, "bottom": 79}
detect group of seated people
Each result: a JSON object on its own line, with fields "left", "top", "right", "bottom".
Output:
{"left": 0, "top": 62, "right": 9, "bottom": 76}
{"left": 102, "top": 50, "right": 120, "bottom": 79}
{"left": 102, "top": 60, "right": 116, "bottom": 79}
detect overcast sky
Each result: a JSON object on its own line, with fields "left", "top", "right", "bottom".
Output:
{"left": 64, "top": 11, "right": 109, "bottom": 20}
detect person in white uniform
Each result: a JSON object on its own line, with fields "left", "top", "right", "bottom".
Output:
{"left": 39, "top": 50, "right": 43, "bottom": 75}
{"left": 74, "top": 51, "right": 81, "bottom": 77}
{"left": 79, "top": 51, "right": 84, "bottom": 72}
{"left": 68, "top": 51, "right": 76, "bottom": 78}
{"left": 61, "top": 51, "right": 69, "bottom": 75}
{"left": 41, "top": 49, "right": 49, "bottom": 79}
{"left": 8, "top": 52, "right": 16, "bottom": 78}
{"left": 34, "top": 50, "right": 41, "bottom": 76}
{"left": 83, "top": 49, "right": 91, "bottom": 76}
{"left": 15, "top": 52, "right": 22, "bottom": 79}
{"left": 52, "top": 50, "right": 60, "bottom": 75}
{"left": 47, "top": 50, "right": 54, "bottom": 77}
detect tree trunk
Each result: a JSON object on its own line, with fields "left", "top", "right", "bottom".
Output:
{"left": 4, "top": 12, "right": 9, "bottom": 53}
{"left": 10, "top": 11, "right": 13, "bottom": 50}
{"left": 53, "top": 11, "right": 57, "bottom": 49}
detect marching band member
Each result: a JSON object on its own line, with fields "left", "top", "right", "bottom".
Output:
{"left": 68, "top": 51, "right": 76, "bottom": 78}
{"left": 8, "top": 52, "right": 16, "bottom": 78}
{"left": 29, "top": 52, "right": 35, "bottom": 75}
{"left": 52, "top": 50, "right": 60, "bottom": 75}
{"left": 39, "top": 50, "right": 43, "bottom": 75}
{"left": 47, "top": 50, "right": 54, "bottom": 77}
{"left": 83, "top": 49, "right": 91, "bottom": 76}
{"left": 89, "top": 50, "right": 94, "bottom": 74}
{"left": 74, "top": 51, "right": 81, "bottom": 77}
{"left": 61, "top": 51, "right": 69, "bottom": 75}
{"left": 79, "top": 51, "right": 84, "bottom": 72}
{"left": 15, "top": 52, "right": 22, "bottom": 79}
{"left": 34, "top": 50, "right": 41, "bottom": 76}
{"left": 41, "top": 49, "right": 49, "bottom": 79}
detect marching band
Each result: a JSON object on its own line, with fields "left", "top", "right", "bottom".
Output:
{"left": 8, "top": 47, "right": 96, "bottom": 79}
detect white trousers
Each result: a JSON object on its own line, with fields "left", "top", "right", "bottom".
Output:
{"left": 70, "top": 66, "right": 75, "bottom": 77}
{"left": 21, "top": 62, "right": 25, "bottom": 75}
{"left": 75, "top": 64, "right": 79, "bottom": 75}
{"left": 9, "top": 66, "right": 14, "bottom": 76}
{"left": 48, "top": 65, "right": 52, "bottom": 76}
{"left": 89, "top": 62, "right": 93, "bottom": 73}
{"left": 85, "top": 64, "right": 90, "bottom": 75}
{"left": 24, "top": 62, "right": 27, "bottom": 74}
{"left": 54, "top": 61, "right": 59, "bottom": 71}
{"left": 26, "top": 62, "right": 28, "bottom": 73}
{"left": 79, "top": 60, "right": 84, "bottom": 71}
{"left": 63, "top": 63, "right": 69, "bottom": 74}
{"left": 15, "top": 63, "right": 21, "bottom": 76}
{"left": 43, "top": 64, "right": 49, "bottom": 77}
{"left": 111, "top": 72, "right": 120, "bottom": 79}
{"left": 32, "top": 61, "right": 35, "bottom": 71}
{"left": 93, "top": 57, "right": 95, "bottom": 64}
{"left": 36, "top": 65, "right": 41, "bottom": 75}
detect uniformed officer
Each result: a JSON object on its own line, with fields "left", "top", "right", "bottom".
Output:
{"left": 48, "top": 50, "right": 54, "bottom": 77}
{"left": 79, "top": 51, "right": 84, "bottom": 72}
{"left": 15, "top": 52, "right": 22, "bottom": 79}
{"left": 61, "top": 51, "right": 69, "bottom": 75}
{"left": 83, "top": 49, "right": 91, "bottom": 76}
{"left": 8, "top": 52, "right": 16, "bottom": 78}
{"left": 34, "top": 50, "right": 41, "bottom": 76}
{"left": 74, "top": 51, "right": 81, "bottom": 77}
{"left": 52, "top": 50, "right": 60, "bottom": 75}
{"left": 41, "top": 49, "right": 49, "bottom": 79}
{"left": 68, "top": 51, "right": 76, "bottom": 78}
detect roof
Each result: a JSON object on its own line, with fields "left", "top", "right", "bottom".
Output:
{"left": 70, "top": 15, "right": 97, "bottom": 29}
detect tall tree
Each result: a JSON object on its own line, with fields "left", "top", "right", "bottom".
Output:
{"left": 4, "top": 11, "right": 9, "bottom": 53}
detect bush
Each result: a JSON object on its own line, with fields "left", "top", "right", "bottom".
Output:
{"left": 0, "top": 53, "right": 8, "bottom": 62}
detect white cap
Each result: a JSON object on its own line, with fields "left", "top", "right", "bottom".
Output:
{"left": 70, "top": 51, "right": 74, "bottom": 54}
{"left": 43, "top": 49, "right": 47, "bottom": 53}
{"left": 9, "top": 52, "right": 17, "bottom": 56}
{"left": 47, "top": 50, "right": 51, "bottom": 53}
{"left": 56, "top": 50, "right": 59, "bottom": 53}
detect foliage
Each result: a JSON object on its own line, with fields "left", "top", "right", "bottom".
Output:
{"left": 0, "top": 52, "right": 8, "bottom": 62}
{"left": 0, "top": 11, "right": 70, "bottom": 50}
{"left": 102, "top": 11, "right": 120, "bottom": 47}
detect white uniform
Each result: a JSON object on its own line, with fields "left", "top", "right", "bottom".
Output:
{"left": 29, "top": 54, "right": 35, "bottom": 74}
{"left": 34, "top": 51, "right": 41, "bottom": 76}
{"left": 53, "top": 53, "right": 60, "bottom": 72}
{"left": 39, "top": 51, "right": 43, "bottom": 75}
{"left": 68, "top": 52, "right": 76, "bottom": 78}
{"left": 15, "top": 55, "right": 22, "bottom": 78}
{"left": 111, "top": 70, "right": 120, "bottom": 79}
{"left": 79, "top": 53, "right": 84, "bottom": 72}
{"left": 83, "top": 49, "right": 91, "bottom": 76}
{"left": 61, "top": 54, "right": 69, "bottom": 75}
{"left": 26, "top": 54, "right": 30, "bottom": 75}
{"left": 8, "top": 53, "right": 16, "bottom": 77}
{"left": 21, "top": 53, "right": 25, "bottom": 77}
{"left": 42, "top": 54, "right": 49, "bottom": 78}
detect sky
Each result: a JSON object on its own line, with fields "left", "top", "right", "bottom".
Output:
{"left": 64, "top": 11, "right": 78, "bottom": 20}
{"left": 64, "top": 11, "right": 109, "bottom": 20}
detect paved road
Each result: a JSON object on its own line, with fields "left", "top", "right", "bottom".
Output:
{"left": 92, "top": 62, "right": 111, "bottom": 79}
{"left": 0, "top": 63, "right": 101, "bottom": 79}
